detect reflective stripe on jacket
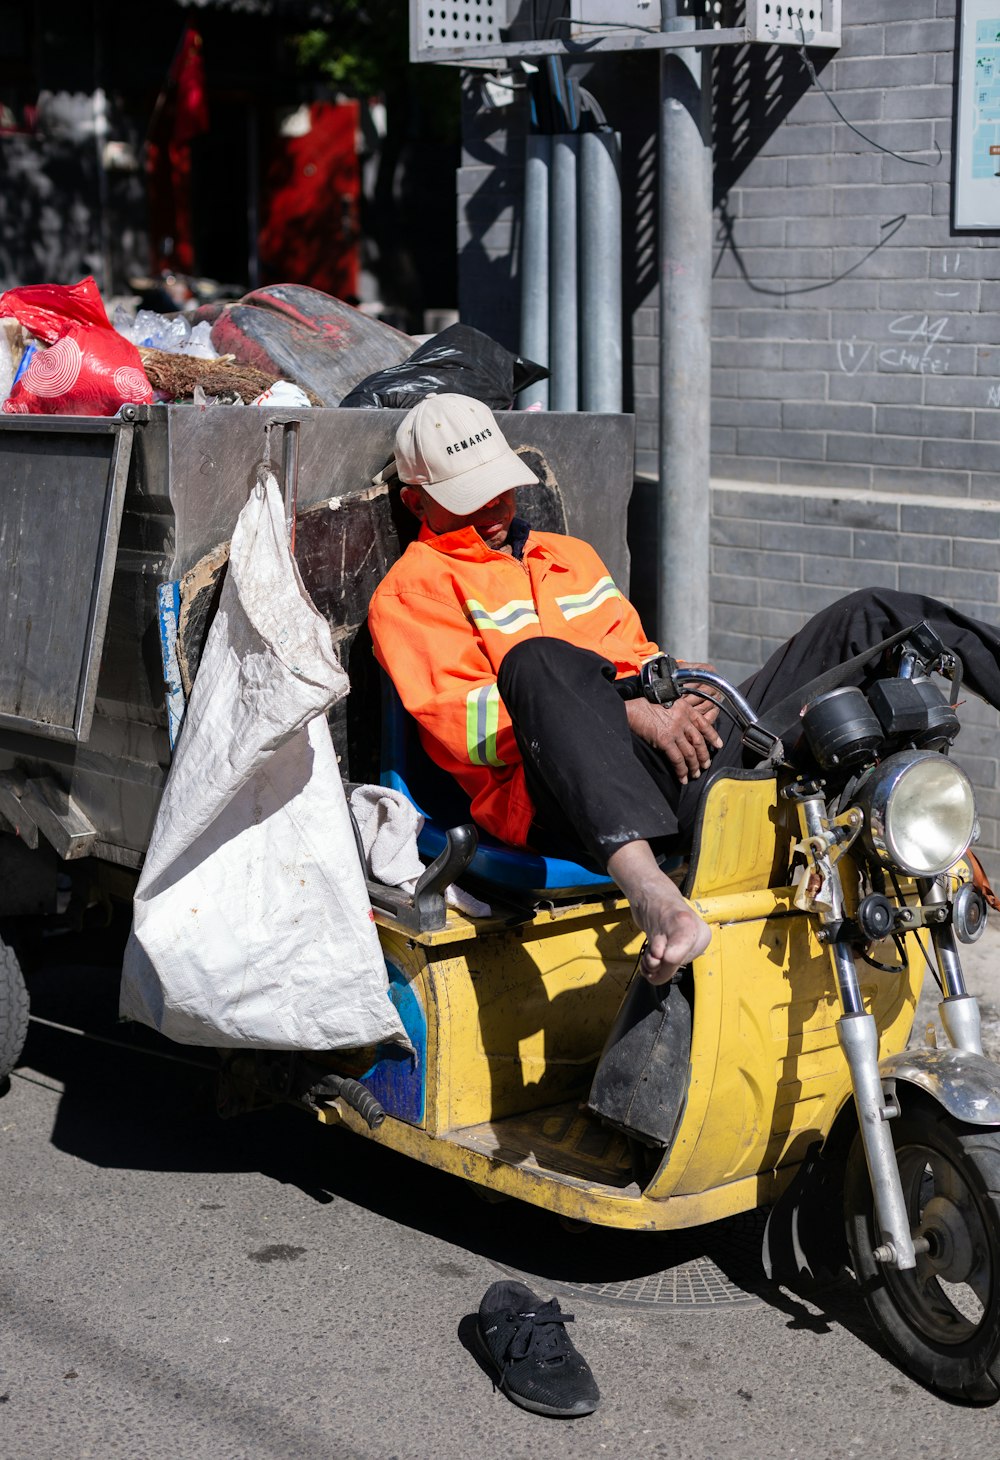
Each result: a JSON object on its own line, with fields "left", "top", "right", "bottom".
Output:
{"left": 368, "top": 522, "right": 660, "bottom": 848}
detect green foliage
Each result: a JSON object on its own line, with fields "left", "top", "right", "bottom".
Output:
{"left": 291, "top": 2, "right": 459, "bottom": 137}
{"left": 293, "top": 11, "right": 399, "bottom": 98}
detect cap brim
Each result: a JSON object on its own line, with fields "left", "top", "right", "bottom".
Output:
{"left": 413, "top": 445, "right": 539, "bottom": 515}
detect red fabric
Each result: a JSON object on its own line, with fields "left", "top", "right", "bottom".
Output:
{"left": 147, "top": 138, "right": 196, "bottom": 274}
{"left": 0, "top": 276, "right": 110, "bottom": 343}
{"left": 258, "top": 101, "right": 360, "bottom": 299}
{"left": 169, "top": 26, "right": 209, "bottom": 145}
{"left": 147, "top": 26, "right": 209, "bottom": 275}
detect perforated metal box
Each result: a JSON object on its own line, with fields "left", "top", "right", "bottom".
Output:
{"left": 747, "top": 0, "right": 839, "bottom": 48}
{"left": 410, "top": 0, "right": 506, "bottom": 60}
{"left": 408, "top": 0, "right": 840, "bottom": 63}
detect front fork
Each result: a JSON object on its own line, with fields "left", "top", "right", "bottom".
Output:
{"left": 794, "top": 792, "right": 982, "bottom": 1271}
{"left": 920, "top": 876, "right": 984, "bottom": 1056}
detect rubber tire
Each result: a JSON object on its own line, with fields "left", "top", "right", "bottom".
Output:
{"left": 0, "top": 937, "right": 29, "bottom": 1085}
{"left": 844, "top": 1105, "right": 1000, "bottom": 1402}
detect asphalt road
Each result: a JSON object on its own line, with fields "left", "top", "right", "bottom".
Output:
{"left": 3, "top": 923, "right": 1000, "bottom": 1460}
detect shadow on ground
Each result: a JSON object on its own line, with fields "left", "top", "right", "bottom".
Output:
{"left": 8, "top": 923, "right": 906, "bottom": 1391}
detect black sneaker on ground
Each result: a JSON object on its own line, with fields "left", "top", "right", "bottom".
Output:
{"left": 475, "top": 1279, "right": 601, "bottom": 1418}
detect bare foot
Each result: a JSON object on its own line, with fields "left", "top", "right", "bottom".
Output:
{"left": 630, "top": 885, "right": 712, "bottom": 983}
{"left": 607, "top": 839, "right": 712, "bottom": 985}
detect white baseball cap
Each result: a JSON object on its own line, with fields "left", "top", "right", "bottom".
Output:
{"left": 394, "top": 393, "right": 538, "bottom": 514}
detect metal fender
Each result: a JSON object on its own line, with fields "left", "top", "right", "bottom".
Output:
{"left": 881, "top": 1047, "right": 1000, "bottom": 1126}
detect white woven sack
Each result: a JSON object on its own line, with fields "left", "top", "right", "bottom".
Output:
{"left": 120, "top": 474, "right": 408, "bottom": 1051}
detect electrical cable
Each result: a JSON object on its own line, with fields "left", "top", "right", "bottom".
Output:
{"left": 889, "top": 868, "right": 944, "bottom": 994}
{"left": 481, "top": 73, "right": 522, "bottom": 93}
{"left": 576, "top": 85, "right": 609, "bottom": 129}
{"left": 860, "top": 934, "right": 909, "bottom": 976}
{"left": 714, "top": 18, "right": 943, "bottom": 295}
{"left": 478, "top": 73, "right": 526, "bottom": 112}
{"left": 549, "top": 15, "right": 659, "bottom": 34}
{"left": 910, "top": 926, "right": 945, "bottom": 994}
{"left": 796, "top": 28, "right": 943, "bottom": 169}
{"left": 714, "top": 204, "right": 908, "bottom": 296}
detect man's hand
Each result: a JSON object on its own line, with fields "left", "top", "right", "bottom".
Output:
{"left": 624, "top": 693, "right": 723, "bottom": 785}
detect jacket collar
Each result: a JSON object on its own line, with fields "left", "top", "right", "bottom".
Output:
{"left": 417, "top": 517, "right": 550, "bottom": 564}
{"left": 417, "top": 522, "right": 495, "bottom": 560}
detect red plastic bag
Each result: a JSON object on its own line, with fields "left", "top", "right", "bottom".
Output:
{"left": 2, "top": 322, "right": 153, "bottom": 417}
{"left": 0, "top": 276, "right": 152, "bottom": 416}
{"left": 0, "top": 276, "right": 111, "bottom": 343}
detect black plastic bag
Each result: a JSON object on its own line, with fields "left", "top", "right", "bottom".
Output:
{"left": 340, "top": 322, "right": 548, "bottom": 411}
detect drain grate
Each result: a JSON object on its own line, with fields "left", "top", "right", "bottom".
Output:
{"left": 550, "top": 1256, "right": 760, "bottom": 1310}
{"left": 497, "top": 1210, "right": 768, "bottom": 1312}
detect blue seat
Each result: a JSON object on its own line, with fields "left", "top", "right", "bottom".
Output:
{"left": 379, "top": 677, "right": 615, "bottom": 897}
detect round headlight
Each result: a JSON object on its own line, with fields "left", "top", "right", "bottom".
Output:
{"left": 858, "top": 752, "right": 977, "bottom": 877}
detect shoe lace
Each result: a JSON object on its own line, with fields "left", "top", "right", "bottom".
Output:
{"left": 504, "top": 1300, "right": 575, "bottom": 1372}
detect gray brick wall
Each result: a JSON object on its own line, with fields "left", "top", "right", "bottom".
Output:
{"left": 458, "top": 4, "right": 994, "bottom": 493}
{"left": 457, "top": 1, "right": 1000, "bottom": 861}
{"left": 696, "top": 0, "right": 1000, "bottom": 861}
{"left": 622, "top": 2, "right": 1000, "bottom": 501}
{"left": 700, "top": 1, "right": 1000, "bottom": 497}
{"left": 709, "top": 480, "right": 1000, "bottom": 859}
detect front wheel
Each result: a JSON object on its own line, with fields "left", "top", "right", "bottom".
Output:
{"left": 0, "top": 938, "right": 29, "bottom": 1086}
{"left": 845, "top": 1105, "right": 1000, "bottom": 1402}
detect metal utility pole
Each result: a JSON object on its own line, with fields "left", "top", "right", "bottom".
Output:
{"left": 518, "top": 134, "right": 551, "bottom": 410}
{"left": 657, "top": 5, "right": 713, "bottom": 658}
{"left": 579, "top": 128, "right": 623, "bottom": 413}
{"left": 549, "top": 132, "right": 579, "bottom": 411}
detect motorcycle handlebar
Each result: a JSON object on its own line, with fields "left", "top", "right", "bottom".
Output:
{"left": 615, "top": 659, "right": 783, "bottom": 763}
{"left": 616, "top": 659, "right": 761, "bottom": 735}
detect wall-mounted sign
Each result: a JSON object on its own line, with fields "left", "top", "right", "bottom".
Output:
{"left": 954, "top": 0, "right": 1000, "bottom": 228}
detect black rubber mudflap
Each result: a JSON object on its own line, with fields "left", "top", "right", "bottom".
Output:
{"left": 585, "top": 972, "right": 692, "bottom": 1148}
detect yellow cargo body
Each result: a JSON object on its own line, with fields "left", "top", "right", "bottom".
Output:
{"left": 318, "top": 774, "right": 925, "bottom": 1230}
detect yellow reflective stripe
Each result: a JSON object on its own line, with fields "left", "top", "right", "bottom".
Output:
{"left": 556, "top": 576, "right": 621, "bottom": 621}
{"left": 465, "top": 685, "right": 506, "bottom": 767}
{"left": 465, "top": 598, "right": 540, "bottom": 636}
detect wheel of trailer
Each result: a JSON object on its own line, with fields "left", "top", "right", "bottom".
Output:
{"left": 844, "top": 1104, "right": 1000, "bottom": 1402}
{"left": 0, "top": 937, "right": 29, "bottom": 1086}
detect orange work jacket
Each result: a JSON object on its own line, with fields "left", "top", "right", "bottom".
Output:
{"left": 368, "top": 521, "right": 660, "bottom": 849}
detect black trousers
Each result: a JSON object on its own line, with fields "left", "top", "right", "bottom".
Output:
{"left": 495, "top": 588, "right": 1000, "bottom": 869}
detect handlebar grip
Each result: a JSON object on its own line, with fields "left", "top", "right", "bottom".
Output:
{"left": 335, "top": 1077, "right": 387, "bottom": 1130}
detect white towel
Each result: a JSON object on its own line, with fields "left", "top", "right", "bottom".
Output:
{"left": 350, "top": 783, "right": 425, "bottom": 888}
{"left": 350, "top": 784, "right": 491, "bottom": 919}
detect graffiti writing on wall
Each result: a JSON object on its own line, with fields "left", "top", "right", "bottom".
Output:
{"left": 836, "top": 316, "right": 954, "bottom": 377}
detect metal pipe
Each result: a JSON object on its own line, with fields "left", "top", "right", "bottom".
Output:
{"left": 838, "top": 1012, "right": 917, "bottom": 1270}
{"left": 798, "top": 793, "right": 864, "bottom": 1016}
{"left": 920, "top": 877, "right": 973, "bottom": 994}
{"left": 518, "top": 133, "right": 551, "bottom": 410}
{"left": 920, "top": 877, "right": 985, "bottom": 1053}
{"left": 579, "top": 129, "right": 623, "bottom": 413}
{"left": 657, "top": 6, "right": 713, "bottom": 656}
{"left": 931, "top": 924, "right": 971, "bottom": 1002}
{"left": 831, "top": 942, "right": 866, "bottom": 1019}
{"left": 549, "top": 133, "right": 580, "bottom": 412}
{"left": 939, "top": 994, "right": 984, "bottom": 1056}
{"left": 281, "top": 419, "right": 301, "bottom": 553}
